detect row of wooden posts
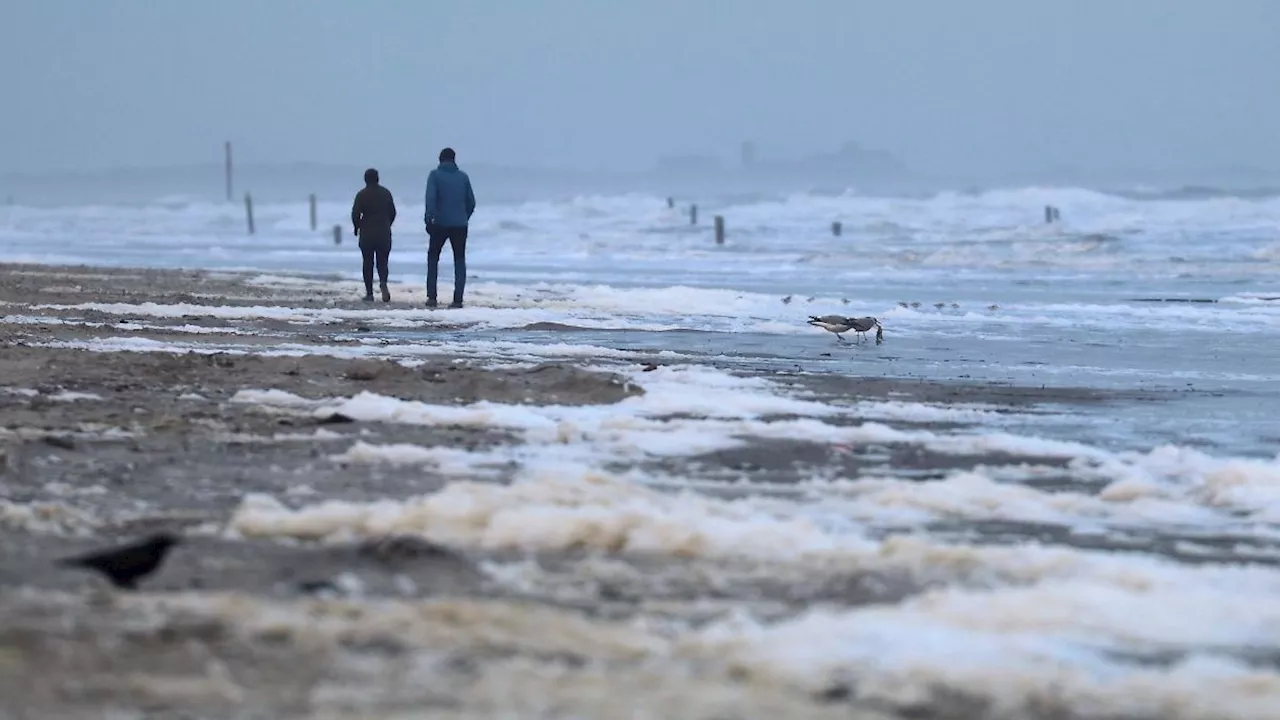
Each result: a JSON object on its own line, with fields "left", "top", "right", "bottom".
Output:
{"left": 665, "top": 196, "right": 843, "bottom": 245}
{"left": 240, "top": 190, "right": 845, "bottom": 248}
{"left": 227, "top": 144, "right": 1057, "bottom": 248}
{"left": 228, "top": 143, "right": 345, "bottom": 245}
{"left": 242, "top": 192, "right": 342, "bottom": 245}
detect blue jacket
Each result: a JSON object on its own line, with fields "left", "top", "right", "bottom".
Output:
{"left": 424, "top": 162, "right": 476, "bottom": 227}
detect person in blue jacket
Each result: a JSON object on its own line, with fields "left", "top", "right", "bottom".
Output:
{"left": 423, "top": 147, "right": 476, "bottom": 308}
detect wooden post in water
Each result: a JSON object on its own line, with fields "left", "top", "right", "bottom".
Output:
{"left": 832, "top": 221, "right": 843, "bottom": 237}
{"left": 309, "top": 193, "right": 317, "bottom": 231}
{"left": 332, "top": 224, "right": 342, "bottom": 245}
{"left": 690, "top": 204, "right": 698, "bottom": 225}
{"left": 667, "top": 197, "right": 674, "bottom": 209}
{"left": 224, "top": 141, "right": 233, "bottom": 202}
{"left": 1044, "top": 205, "right": 1054, "bottom": 224}
{"left": 714, "top": 215, "right": 725, "bottom": 245}
{"left": 244, "top": 193, "right": 255, "bottom": 235}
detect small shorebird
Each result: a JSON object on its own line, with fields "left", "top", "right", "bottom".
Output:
{"left": 807, "top": 315, "right": 884, "bottom": 344}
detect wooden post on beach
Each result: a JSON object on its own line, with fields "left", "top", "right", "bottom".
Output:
{"left": 714, "top": 215, "right": 725, "bottom": 245}
{"left": 244, "top": 193, "right": 255, "bottom": 235}
{"left": 332, "top": 224, "right": 342, "bottom": 245}
{"left": 309, "top": 194, "right": 317, "bottom": 231}
{"left": 690, "top": 204, "right": 698, "bottom": 225}
{"left": 224, "top": 141, "right": 233, "bottom": 202}
{"left": 832, "top": 221, "right": 843, "bottom": 237}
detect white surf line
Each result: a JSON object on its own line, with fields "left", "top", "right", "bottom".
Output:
{"left": 28, "top": 299, "right": 709, "bottom": 334}
{"left": 329, "top": 441, "right": 507, "bottom": 477}
{"left": 30, "top": 335, "right": 693, "bottom": 365}
{"left": 1, "top": 387, "right": 102, "bottom": 402}
{"left": 2, "top": 314, "right": 251, "bottom": 336}
{"left": 28, "top": 301, "right": 433, "bottom": 325}
{"left": 46, "top": 391, "right": 103, "bottom": 402}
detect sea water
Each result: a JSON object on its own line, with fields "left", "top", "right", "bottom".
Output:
{"left": 4, "top": 185, "right": 1280, "bottom": 717}
{"left": 4, "top": 186, "right": 1276, "bottom": 455}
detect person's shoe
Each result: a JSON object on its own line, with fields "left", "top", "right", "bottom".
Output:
{"left": 449, "top": 301, "right": 463, "bottom": 309}
{"left": 425, "top": 299, "right": 438, "bottom": 309}
{"left": 380, "top": 283, "right": 391, "bottom": 303}
{"left": 362, "top": 294, "right": 375, "bottom": 302}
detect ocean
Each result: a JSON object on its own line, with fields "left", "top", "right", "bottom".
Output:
{"left": 2, "top": 185, "right": 1280, "bottom": 717}
{"left": 5, "top": 186, "right": 1278, "bottom": 456}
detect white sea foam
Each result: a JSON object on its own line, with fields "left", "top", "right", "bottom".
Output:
{"left": 47, "top": 390, "right": 103, "bottom": 402}
{"left": 0, "top": 498, "right": 99, "bottom": 535}
{"left": 21, "top": 329, "right": 1276, "bottom": 535}
{"left": 218, "top": 351, "right": 1280, "bottom": 542}
{"left": 224, "top": 458, "right": 1280, "bottom": 717}
{"left": 330, "top": 441, "right": 500, "bottom": 476}
{"left": 0, "top": 313, "right": 245, "bottom": 335}
{"left": 686, "top": 590, "right": 1280, "bottom": 719}
{"left": 32, "top": 334, "right": 688, "bottom": 364}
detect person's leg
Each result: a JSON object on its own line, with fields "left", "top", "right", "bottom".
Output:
{"left": 448, "top": 226, "right": 468, "bottom": 307}
{"left": 359, "top": 242, "right": 375, "bottom": 300}
{"left": 426, "top": 230, "right": 446, "bottom": 307}
{"left": 376, "top": 238, "right": 391, "bottom": 302}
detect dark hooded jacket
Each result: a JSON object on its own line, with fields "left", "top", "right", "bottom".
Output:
{"left": 352, "top": 183, "right": 397, "bottom": 244}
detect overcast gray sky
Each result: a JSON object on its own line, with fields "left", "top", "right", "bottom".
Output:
{"left": 3, "top": 0, "right": 1277, "bottom": 176}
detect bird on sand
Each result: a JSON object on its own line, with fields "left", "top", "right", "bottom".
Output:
{"left": 807, "top": 315, "right": 884, "bottom": 344}
{"left": 56, "top": 531, "right": 181, "bottom": 590}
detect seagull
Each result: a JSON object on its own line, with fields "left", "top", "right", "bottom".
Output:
{"left": 807, "top": 315, "right": 884, "bottom": 344}
{"left": 848, "top": 316, "right": 884, "bottom": 344}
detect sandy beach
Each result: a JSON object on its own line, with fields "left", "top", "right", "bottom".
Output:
{"left": 0, "top": 262, "right": 1274, "bottom": 720}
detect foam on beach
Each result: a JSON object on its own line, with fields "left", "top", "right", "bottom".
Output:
{"left": 216, "top": 354, "right": 1280, "bottom": 536}
{"left": 225, "top": 466, "right": 1280, "bottom": 718}
{"left": 685, "top": 597, "right": 1280, "bottom": 720}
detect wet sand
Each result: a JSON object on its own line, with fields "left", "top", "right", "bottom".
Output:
{"left": 0, "top": 263, "right": 1218, "bottom": 719}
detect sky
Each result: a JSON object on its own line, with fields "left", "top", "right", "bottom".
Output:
{"left": 2, "top": 0, "right": 1278, "bottom": 177}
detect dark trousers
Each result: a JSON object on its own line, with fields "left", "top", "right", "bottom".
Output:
{"left": 427, "top": 225, "right": 468, "bottom": 304}
{"left": 359, "top": 237, "right": 391, "bottom": 295}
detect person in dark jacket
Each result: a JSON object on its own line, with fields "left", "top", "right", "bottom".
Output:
{"left": 423, "top": 147, "right": 476, "bottom": 308}
{"left": 351, "top": 168, "right": 397, "bottom": 302}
